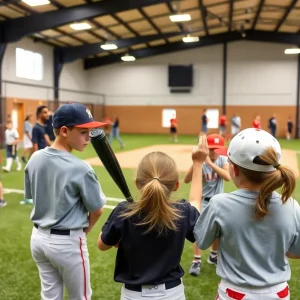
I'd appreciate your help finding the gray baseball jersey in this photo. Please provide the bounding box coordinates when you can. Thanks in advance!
[194,189,300,287]
[25,147,106,229]
[202,156,228,199]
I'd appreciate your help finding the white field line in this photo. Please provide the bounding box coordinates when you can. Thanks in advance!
[3,188,123,210]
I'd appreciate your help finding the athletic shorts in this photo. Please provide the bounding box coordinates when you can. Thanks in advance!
[219,125,226,134]
[6,145,17,159]
[201,124,208,133]
[170,127,177,133]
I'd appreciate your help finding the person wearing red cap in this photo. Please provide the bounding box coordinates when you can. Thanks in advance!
[184,134,230,276]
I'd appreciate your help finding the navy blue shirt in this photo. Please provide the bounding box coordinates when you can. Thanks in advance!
[112,119,119,129]
[45,115,55,141]
[268,117,277,130]
[101,200,199,285]
[202,114,207,125]
[32,123,47,150]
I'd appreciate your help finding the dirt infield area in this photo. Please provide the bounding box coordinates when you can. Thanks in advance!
[85,145,299,177]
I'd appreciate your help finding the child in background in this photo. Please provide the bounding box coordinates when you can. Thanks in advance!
[184,134,230,276]
[219,115,226,137]
[252,115,261,129]
[170,114,178,142]
[194,128,300,300]
[2,121,22,172]
[287,117,293,140]
[97,137,209,300]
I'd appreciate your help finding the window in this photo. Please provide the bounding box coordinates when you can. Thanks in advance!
[16,48,43,80]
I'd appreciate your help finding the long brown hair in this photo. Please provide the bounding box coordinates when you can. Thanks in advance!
[121,152,182,235]
[235,147,296,220]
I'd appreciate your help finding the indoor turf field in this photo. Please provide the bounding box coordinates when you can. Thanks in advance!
[1,134,300,300]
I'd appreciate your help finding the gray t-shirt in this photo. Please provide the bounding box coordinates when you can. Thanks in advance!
[25,147,106,230]
[24,121,32,136]
[194,189,300,287]
[202,156,228,199]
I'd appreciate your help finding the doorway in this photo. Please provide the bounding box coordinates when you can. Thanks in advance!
[12,103,24,139]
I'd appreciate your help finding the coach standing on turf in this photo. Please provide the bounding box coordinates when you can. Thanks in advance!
[26,103,107,300]
[32,105,52,152]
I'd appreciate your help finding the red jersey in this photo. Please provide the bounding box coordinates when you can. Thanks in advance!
[252,120,261,129]
[170,118,177,128]
[219,115,226,126]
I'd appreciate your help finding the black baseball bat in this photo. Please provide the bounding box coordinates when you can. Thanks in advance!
[89,128,134,203]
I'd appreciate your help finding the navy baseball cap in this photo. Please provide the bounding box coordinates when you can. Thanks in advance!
[53,103,107,129]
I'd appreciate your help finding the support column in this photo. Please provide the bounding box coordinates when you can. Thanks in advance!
[0,43,6,147]
[53,48,64,111]
[222,42,227,115]
[296,52,300,138]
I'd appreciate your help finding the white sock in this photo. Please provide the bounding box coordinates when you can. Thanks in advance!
[4,157,13,170]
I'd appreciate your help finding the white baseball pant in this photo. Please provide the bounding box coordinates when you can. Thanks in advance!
[216,279,290,300]
[30,226,91,300]
[121,282,185,300]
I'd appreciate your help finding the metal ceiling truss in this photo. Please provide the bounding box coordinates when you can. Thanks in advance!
[0,0,174,43]
[84,30,300,69]
[56,31,193,64]
[275,0,298,32]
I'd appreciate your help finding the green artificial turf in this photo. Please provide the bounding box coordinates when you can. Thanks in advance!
[0,134,300,299]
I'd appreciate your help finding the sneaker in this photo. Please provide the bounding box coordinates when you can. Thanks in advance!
[20,199,33,205]
[16,165,22,171]
[0,200,7,207]
[2,166,10,172]
[207,254,218,265]
[189,261,201,276]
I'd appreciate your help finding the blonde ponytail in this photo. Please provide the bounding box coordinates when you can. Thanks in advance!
[236,147,296,220]
[120,152,182,235]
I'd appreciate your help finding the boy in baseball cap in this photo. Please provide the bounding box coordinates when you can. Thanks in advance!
[184,134,230,276]
[25,103,107,299]
[194,128,300,299]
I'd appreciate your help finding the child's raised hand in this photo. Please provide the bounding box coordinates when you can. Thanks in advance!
[192,135,209,163]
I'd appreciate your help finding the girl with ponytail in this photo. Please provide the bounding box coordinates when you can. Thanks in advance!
[98,137,209,300]
[194,128,300,300]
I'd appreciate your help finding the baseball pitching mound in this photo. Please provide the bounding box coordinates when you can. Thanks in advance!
[85,145,299,177]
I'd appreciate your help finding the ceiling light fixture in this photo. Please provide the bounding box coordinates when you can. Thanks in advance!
[100,44,118,50]
[182,35,199,43]
[284,48,300,54]
[70,23,92,31]
[169,14,191,22]
[121,54,136,62]
[240,24,246,38]
[21,0,50,6]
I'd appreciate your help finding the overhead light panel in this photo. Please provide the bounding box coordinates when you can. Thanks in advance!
[121,54,136,62]
[284,48,300,54]
[169,14,191,22]
[182,36,199,43]
[21,0,50,6]
[100,44,118,50]
[70,23,92,31]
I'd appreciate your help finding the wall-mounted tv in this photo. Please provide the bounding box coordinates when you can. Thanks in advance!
[168,64,193,87]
